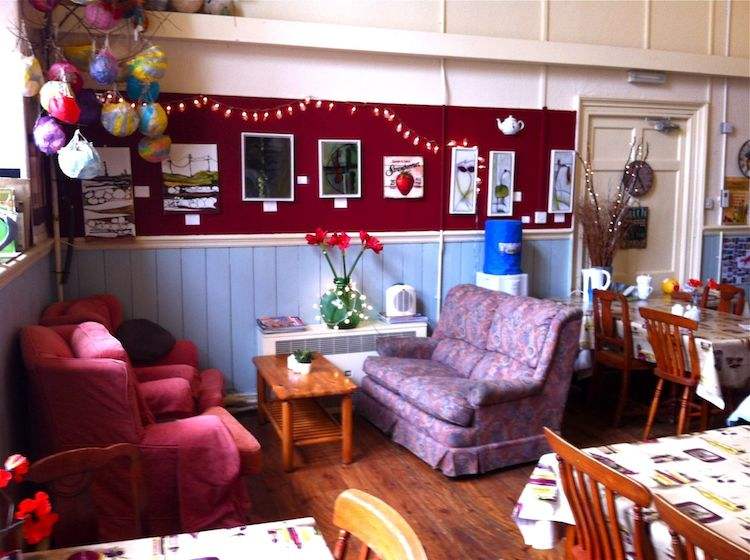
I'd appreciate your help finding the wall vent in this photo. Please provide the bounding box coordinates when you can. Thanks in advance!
[275,330,416,355]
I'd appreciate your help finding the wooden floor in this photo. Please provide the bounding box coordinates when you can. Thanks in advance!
[240,380,706,560]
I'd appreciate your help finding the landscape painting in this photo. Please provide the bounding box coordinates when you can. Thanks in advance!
[162,144,220,212]
[242,133,294,201]
[81,147,136,238]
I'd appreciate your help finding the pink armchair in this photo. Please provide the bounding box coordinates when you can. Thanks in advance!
[20,324,262,541]
[40,294,223,410]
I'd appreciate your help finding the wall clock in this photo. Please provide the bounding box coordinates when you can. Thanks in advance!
[623,160,654,197]
[739,140,750,178]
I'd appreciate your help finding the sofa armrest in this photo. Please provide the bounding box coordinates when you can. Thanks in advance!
[140,339,199,369]
[376,336,438,359]
[467,379,542,407]
[140,378,196,420]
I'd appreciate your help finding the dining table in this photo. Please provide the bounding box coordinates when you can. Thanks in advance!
[562,294,750,410]
[20,517,334,560]
[513,426,750,558]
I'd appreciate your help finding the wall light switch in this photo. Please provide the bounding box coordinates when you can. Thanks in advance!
[334,198,348,209]
[513,191,523,202]
[185,214,200,226]
[263,201,278,212]
[134,185,150,198]
[534,211,547,224]
[554,213,566,223]
[521,215,530,224]
[720,122,735,134]
[297,176,309,185]
[704,198,715,210]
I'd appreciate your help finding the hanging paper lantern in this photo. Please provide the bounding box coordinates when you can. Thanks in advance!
[62,44,93,72]
[19,55,44,97]
[28,0,60,12]
[33,116,66,155]
[84,1,118,32]
[89,49,119,85]
[48,94,81,124]
[100,101,139,137]
[39,80,71,112]
[137,103,167,137]
[47,61,83,93]
[125,76,159,102]
[58,130,105,180]
[128,45,167,83]
[138,134,171,163]
[77,89,101,126]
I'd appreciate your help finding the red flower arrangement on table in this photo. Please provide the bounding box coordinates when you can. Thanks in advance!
[0,454,58,553]
[305,229,383,329]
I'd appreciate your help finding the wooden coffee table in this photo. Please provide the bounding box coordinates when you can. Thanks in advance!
[252,353,358,472]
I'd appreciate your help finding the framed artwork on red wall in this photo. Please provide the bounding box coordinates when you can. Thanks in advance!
[487,150,515,217]
[449,146,478,215]
[162,143,220,212]
[319,139,362,198]
[383,156,424,199]
[241,132,295,202]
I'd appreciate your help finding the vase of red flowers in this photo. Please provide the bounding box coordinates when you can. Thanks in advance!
[0,454,58,558]
[306,228,383,330]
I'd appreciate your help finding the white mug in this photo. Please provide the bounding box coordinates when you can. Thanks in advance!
[636,285,653,300]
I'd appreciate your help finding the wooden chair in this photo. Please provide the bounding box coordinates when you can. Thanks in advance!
[700,283,745,316]
[543,428,653,560]
[27,444,145,547]
[590,289,652,426]
[332,488,427,560]
[639,308,710,441]
[653,494,746,560]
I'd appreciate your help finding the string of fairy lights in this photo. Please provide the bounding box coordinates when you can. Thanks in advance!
[146,94,479,155]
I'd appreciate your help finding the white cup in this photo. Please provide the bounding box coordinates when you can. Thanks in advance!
[637,285,653,300]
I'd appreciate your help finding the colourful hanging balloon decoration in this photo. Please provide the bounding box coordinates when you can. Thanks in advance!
[19,55,44,97]
[77,89,102,126]
[28,0,60,12]
[101,100,139,137]
[39,81,71,112]
[126,75,159,102]
[63,44,93,73]
[33,116,67,155]
[48,94,81,124]
[138,134,171,163]
[47,61,83,94]
[84,1,119,32]
[89,49,119,85]
[128,45,167,83]
[138,103,167,137]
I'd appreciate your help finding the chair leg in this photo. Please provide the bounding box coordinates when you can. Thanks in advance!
[644,379,664,441]
[613,368,630,427]
[676,386,692,436]
[700,399,710,431]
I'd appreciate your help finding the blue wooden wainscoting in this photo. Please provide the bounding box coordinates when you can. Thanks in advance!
[701,232,721,280]
[0,255,56,456]
[64,237,572,394]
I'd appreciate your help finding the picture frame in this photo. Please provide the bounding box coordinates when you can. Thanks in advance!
[486,150,515,217]
[449,146,479,215]
[383,156,424,199]
[81,147,136,238]
[162,144,220,213]
[241,132,295,202]
[548,149,576,214]
[319,139,362,198]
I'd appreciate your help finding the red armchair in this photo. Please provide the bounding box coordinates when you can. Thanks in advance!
[20,324,262,541]
[40,294,223,410]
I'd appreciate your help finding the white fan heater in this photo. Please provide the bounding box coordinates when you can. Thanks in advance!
[385,284,417,317]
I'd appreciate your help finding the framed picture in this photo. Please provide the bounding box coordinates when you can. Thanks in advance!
[383,156,424,199]
[449,146,478,214]
[319,139,361,198]
[162,144,220,212]
[241,132,294,202]
[548,149,576,213]
[81,147,136,238]
[487,151,515,217]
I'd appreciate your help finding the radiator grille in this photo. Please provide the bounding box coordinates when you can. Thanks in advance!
[275,330,416,355]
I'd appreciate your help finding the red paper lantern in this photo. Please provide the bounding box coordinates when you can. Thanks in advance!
[48,95,81,125]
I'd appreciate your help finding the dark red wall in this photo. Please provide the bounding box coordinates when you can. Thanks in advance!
[60,94,575,235]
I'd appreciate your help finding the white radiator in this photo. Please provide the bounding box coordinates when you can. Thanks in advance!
[256,320,428,386]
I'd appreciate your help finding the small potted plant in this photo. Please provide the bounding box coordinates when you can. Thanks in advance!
[287,350,313,374]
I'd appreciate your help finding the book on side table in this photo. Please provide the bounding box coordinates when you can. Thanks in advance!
[257,316,306,333]
[377,312,428,324]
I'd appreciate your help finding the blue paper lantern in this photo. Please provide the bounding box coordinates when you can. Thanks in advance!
[126,76,159,102]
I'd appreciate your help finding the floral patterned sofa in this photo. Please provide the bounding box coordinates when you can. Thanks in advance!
[357,284,583,476]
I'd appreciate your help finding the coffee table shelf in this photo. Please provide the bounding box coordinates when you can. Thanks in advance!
[263,399,342,446]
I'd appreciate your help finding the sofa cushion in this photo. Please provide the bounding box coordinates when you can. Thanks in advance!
[432,338,485,378]
[70,322,130,362]
[363,356,461,394]
[485,296,562,369]
[399,376,478,426]
[469,350,537,384]
[116,319,176,364]
[433,285,501,349]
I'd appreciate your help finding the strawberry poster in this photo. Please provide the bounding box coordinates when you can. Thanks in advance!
[383,156,424,199]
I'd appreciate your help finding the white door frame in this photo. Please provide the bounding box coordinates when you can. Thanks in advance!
[572,97,709,290]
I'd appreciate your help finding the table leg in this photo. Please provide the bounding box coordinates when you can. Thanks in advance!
[282,401,294,472]
[256,370,267,425]
[341,395,353,465]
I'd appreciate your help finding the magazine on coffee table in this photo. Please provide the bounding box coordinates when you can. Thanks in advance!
[257,316,307,333]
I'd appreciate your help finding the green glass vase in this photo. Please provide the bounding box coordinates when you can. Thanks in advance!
[319,277,366,329]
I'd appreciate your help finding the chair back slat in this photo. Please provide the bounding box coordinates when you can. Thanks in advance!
[638,307,700,385]
[653,495,746,560]
[332,489,427,560]
[544,428,653,560]
[592,290,633,357]
[701,283,746,316]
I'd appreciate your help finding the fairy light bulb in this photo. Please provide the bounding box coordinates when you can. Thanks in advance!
[447,140,457,147]
[413,136,420,146]
[202,96,208,105]
[350,106,357,115]
[178,102,185,112]
[211,103,220,111]
[387,113,395,121]
[304,97,311,105]
[373,107,380,116]
[299,102,306,111]
[130,102,136,109]
[328,102,334,110]
[462,138,468,146]
[276,109,283,119]
[433,145,439,154]
[383,109,390,119]
[287,106,293,115]
[193,99,201,108]
[403,130,411,139]
[426,142,432,150]
[224,108,232,118]
[242,111,248,121]
[396,123,403,133]
[263,111,269,121]
[315,100,322,109]
[165,105,172,113]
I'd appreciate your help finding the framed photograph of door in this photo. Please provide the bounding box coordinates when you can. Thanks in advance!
[319,139,362,198]
[487,150,515,217]
[241,132,295,202]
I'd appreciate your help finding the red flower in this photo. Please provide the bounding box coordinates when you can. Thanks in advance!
[5,454,29,482]
[305,227,328,245]
[0,469,11,489]
[365,235,384,254]
[708,278,719,290]
[687,278,703,288]
[15,491,59,545]
[359,230,370,243]
[328,232,351,250]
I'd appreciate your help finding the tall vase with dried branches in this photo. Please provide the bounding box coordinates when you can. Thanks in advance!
[576,140,648,269]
